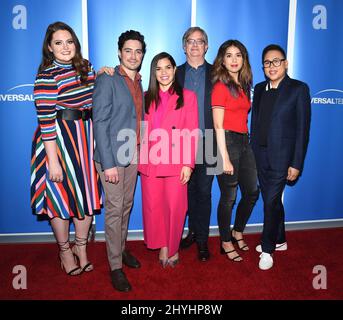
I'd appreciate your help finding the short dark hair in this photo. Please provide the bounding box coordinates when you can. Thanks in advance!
[118,30,146,54]
[262,44,286,63]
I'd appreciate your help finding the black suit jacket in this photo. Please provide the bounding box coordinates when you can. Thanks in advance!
[250,75,311,173]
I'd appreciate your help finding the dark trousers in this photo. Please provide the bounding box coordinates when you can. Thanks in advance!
[253,146,287,254]
[217,131,259,242]
[187,139,215,244]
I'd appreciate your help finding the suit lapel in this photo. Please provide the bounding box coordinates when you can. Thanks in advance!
[204,62,212,128]
[253,82,266,114]
[271,75,291,120]
[177,64,186,87]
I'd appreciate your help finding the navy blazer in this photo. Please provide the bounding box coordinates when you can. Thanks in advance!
[250,75,311,173]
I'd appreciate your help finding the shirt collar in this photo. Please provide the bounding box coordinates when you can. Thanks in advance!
[118,65,141,81]
[265,75,288,91]
[159,88,173,97]
[185,61,206,71]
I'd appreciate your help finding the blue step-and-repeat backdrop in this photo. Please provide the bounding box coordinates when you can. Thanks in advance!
[0,0,342,236]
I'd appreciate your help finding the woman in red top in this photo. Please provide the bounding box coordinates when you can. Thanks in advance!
[212,40,259,262]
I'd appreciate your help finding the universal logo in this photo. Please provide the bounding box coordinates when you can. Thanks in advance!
[0,84,34,103]
[311,89,343,105]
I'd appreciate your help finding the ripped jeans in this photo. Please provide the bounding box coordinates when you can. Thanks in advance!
[217,131,259,242]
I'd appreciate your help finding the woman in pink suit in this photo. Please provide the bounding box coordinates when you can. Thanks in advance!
[139,52,199,267]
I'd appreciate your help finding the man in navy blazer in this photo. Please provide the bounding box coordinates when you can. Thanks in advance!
[176,27,215,262]
[250,44,311,270]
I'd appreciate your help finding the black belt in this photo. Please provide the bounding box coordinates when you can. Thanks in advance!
[225,130,248,136]
[56,109,92,121]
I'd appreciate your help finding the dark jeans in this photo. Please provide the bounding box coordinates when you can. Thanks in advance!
[217,131,259,242]
[253,146,287,254]
[187,138,215,244]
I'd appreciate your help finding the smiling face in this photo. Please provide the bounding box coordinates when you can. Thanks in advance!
[118,39,144,73]
[156,57,176,91]
[263,49,288,87]
[48,30,76,64]
[184,30,208,60]
[223,46,243,78]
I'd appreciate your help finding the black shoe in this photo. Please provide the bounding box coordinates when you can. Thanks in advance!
[110,268,132,292]
[197,241,210,261]
[122,250,141,268]
[180,231,196,249]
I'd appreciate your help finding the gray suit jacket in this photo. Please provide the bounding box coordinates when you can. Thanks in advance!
[92,66,143,169]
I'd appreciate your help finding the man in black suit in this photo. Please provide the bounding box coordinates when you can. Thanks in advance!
[250,44,311,270]
[176,27,215,261]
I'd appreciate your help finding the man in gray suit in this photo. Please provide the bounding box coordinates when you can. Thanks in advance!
[93,30,146,292]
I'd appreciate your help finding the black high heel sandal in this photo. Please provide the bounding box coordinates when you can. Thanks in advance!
[58,240,82,276]
[159,259,169,268]
[231,231,249,251]
[72,236,93,273]
[167,253,180,268]
[168,258,180,268]
[220,242,242,262]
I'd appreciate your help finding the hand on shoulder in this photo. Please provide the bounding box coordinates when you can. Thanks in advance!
[97,66,115,76]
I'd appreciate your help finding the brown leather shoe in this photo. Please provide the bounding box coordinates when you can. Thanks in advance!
[122,250,141,268]
[180,231,196,249]
[110,268,131,292]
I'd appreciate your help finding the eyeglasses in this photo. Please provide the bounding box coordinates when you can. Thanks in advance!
[186,39,206,46]
[263,58,286,68]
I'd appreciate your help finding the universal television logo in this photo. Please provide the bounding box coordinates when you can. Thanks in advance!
[311,89,343,105]
[0,84,34,102]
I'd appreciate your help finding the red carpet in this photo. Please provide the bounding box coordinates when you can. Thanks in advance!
[1,228,342,300]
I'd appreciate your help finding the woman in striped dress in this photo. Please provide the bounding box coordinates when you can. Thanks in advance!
[31,22,102,275]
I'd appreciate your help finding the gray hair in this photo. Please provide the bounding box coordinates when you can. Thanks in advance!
[182,26,208,48]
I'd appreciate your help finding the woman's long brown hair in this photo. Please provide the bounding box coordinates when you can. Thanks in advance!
[212,39,252,99]
[38,21,89,83]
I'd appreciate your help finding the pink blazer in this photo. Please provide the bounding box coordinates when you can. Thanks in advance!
[139,88,199,177]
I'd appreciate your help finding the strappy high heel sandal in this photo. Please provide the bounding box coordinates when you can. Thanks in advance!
[58,240,82,276]
[167,253,180,268]
[159,258,169,268]
[159,247,169,268]
[231,230,249,251]
[220,242,243,262]
[168,258,180,268]
[72,236,94,273]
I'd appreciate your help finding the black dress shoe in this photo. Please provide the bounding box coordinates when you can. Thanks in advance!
[197,242,210,261]
[110,269,132,292]
[180,231,196,249]
[122,250,141,268]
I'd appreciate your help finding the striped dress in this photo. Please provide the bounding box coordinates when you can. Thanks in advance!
[30,60,102,219]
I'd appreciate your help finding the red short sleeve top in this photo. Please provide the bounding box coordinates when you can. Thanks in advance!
[211,81,251,133]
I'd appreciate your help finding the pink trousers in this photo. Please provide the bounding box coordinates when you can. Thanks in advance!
[141,172,187,258]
